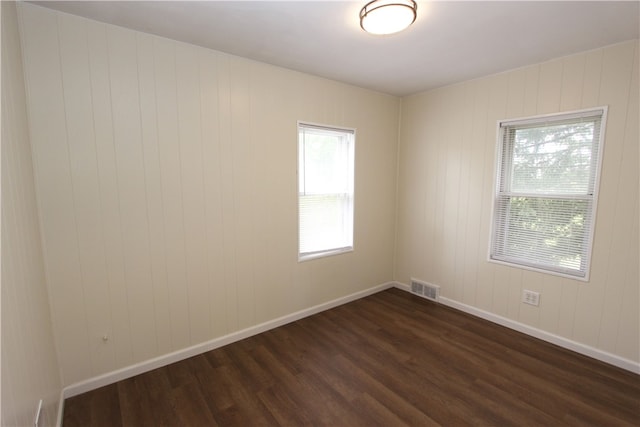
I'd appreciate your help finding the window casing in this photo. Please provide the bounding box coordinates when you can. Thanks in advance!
[489,108,607,280]
[298,123,355,261]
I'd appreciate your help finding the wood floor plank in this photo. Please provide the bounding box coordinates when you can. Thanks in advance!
[257,383,315,426]
[351,392,411,427]
[328,353,441,426]
[208,364,276,426]
[172,382,220,427]
[65,383,122,427]
[117,377,155,427]
[63,288,640,426]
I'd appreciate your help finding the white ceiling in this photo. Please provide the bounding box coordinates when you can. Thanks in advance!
[31,1,640,96]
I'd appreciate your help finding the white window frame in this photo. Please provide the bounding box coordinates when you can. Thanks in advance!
[298,121,355,262]
[488,107,607,281]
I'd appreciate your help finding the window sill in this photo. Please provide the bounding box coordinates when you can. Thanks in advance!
[298,246,353,262]
[487,256,589,282]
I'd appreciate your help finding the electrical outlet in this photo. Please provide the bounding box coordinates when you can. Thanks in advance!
[522,290,540,306]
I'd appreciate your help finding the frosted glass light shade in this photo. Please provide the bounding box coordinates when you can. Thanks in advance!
[360,0,417,35]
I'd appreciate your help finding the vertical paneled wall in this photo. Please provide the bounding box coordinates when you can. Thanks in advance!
[18,3,399,386]
[1,2,62,426]
[396,40,639,363]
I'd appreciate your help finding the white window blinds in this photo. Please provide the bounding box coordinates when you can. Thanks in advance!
[490,108,606,280]
[298,123,355,260]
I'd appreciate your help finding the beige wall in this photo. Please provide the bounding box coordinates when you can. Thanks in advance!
[17,3,399,386]
[396,40,639,363]
[12,1,638,397]
[1,2,62,426]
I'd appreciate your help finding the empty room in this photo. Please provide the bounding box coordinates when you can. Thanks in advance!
[2,1,639,426]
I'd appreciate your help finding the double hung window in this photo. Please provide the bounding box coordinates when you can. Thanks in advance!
[298,123,355,261]
[490,108,606,280]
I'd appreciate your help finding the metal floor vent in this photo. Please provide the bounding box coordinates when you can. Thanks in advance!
[410,278,440,302]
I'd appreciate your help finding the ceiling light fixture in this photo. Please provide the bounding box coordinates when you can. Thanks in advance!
[360,0,417,35]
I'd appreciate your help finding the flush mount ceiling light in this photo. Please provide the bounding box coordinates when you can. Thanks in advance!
[360,0,417,35]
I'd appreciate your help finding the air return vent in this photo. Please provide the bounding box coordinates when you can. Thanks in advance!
[410,278,440,302]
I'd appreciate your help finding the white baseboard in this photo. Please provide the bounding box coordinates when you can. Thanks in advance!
[55,389,65,427]
[393,282,640,374]
[394,281,410,292]
[63,281,396,399]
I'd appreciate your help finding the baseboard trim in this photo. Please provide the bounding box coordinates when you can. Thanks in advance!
[63,281,396,399]
[55,388,65,427]
[394,281,410,292]
[393,282,639,374]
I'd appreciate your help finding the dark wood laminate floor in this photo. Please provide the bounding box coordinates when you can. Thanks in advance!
[63,288,640,426]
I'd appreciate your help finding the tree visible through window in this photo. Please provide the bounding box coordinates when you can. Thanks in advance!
[298,123,354,261]
[490,108,606,280]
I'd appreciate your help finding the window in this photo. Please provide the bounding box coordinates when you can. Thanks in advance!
[489,107,607,280]
[298,123,355,261]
